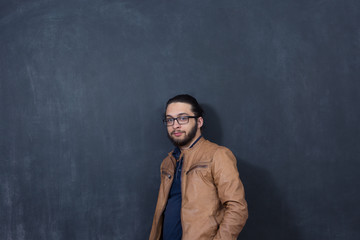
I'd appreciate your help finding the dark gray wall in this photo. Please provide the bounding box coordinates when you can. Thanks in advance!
[1,0,359,239]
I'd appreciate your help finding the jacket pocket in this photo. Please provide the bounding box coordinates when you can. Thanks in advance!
[161,169,173,179]
[186,163,209,175]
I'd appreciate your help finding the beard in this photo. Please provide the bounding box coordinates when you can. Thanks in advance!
[167,122,198,147]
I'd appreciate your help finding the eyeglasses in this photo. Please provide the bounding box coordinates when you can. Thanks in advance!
[163,116,198,126]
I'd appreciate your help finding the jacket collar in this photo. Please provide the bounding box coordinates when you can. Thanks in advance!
[168,136,205,157]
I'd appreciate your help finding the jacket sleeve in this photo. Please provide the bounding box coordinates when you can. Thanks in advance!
[212,147,248,239]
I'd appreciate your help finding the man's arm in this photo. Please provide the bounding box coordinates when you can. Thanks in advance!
[212,147,248,239]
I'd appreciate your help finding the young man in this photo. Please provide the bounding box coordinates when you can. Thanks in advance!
[149,94,248,240]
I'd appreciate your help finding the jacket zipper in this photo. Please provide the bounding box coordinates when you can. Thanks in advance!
[155,169,174,238]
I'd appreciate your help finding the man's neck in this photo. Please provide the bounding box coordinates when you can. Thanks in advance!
[180,132,202,150]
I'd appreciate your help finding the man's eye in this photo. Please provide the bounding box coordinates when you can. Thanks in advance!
[179,116,188,121]
[166,118,174,123]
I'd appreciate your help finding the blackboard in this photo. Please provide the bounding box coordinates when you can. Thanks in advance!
[1,0,359,239]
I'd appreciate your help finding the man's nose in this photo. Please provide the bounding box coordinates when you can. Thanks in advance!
[172,119,181,128]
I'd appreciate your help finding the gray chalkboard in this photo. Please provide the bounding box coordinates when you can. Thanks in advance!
[1,0,359,239]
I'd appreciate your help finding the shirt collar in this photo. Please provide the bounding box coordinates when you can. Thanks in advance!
[172,135,203,160]
[189,135,203,148]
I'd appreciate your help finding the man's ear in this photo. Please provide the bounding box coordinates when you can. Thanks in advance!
[197,117,204,129]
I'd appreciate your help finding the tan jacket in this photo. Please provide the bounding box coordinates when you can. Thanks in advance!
[149,138,248,240]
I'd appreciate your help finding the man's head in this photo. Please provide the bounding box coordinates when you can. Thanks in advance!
[164,94,204,149]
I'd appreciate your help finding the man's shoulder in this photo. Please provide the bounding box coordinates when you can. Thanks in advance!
[198,139,234,157]
[201,138,231,150]
[199,139,220,151]
[160,153,174,170]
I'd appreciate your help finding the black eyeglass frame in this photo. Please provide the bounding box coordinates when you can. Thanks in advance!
[163,116,198,126]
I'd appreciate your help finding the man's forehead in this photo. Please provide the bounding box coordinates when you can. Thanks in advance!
[166,102,193,115]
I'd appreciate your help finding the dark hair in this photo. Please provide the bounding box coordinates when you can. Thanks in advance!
[165,94,204,118]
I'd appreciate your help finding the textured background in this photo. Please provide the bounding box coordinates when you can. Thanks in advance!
[1,0,359,239]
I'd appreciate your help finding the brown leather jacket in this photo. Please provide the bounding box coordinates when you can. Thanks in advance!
[149,138,248,240]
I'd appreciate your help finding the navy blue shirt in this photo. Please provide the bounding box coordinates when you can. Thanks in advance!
[162,136,202,240]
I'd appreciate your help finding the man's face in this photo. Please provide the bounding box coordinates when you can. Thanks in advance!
[165,102,203,148]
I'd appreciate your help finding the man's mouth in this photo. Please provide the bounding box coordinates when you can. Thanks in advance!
[172,131,184,137]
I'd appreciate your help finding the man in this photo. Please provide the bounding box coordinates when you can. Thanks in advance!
[149,94,248,240]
